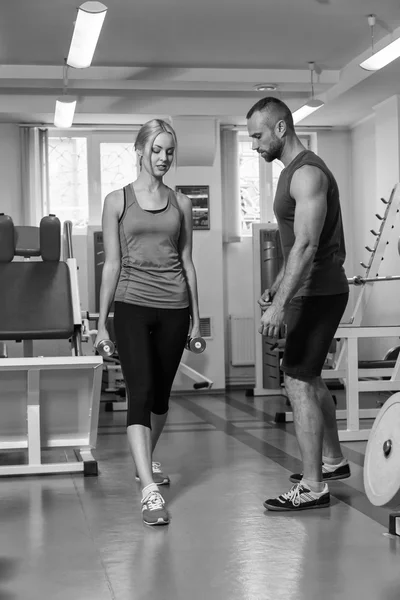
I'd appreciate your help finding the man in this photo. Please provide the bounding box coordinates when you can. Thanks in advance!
[246,97,350,511]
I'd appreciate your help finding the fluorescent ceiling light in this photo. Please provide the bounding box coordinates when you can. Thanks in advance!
[54,96,77,128]
[255,84,277,91]
[67,1,108,69]
[360,37,400,71]
[292,99,324,125]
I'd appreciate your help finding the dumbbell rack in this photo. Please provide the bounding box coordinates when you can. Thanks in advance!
[330,185,400,353]
[349,185,399,326]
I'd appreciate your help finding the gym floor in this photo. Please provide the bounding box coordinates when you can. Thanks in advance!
[0,390,399,600]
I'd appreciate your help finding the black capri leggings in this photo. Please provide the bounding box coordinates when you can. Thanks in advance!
[113,301,190,428]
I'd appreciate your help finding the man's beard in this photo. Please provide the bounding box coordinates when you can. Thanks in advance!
[263,137,283,162]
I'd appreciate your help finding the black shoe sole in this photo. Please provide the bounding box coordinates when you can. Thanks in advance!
[263,500,330,512]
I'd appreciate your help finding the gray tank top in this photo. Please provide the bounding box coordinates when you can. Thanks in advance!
[114,184,189,309]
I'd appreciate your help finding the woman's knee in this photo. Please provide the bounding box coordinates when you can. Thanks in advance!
[127,422,151,431]
[127,392,154,428]
[152,397,169,416]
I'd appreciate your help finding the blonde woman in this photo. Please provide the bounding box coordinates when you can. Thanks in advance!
[96,119,201,526]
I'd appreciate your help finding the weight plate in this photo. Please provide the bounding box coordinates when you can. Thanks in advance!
[364,392,400,508]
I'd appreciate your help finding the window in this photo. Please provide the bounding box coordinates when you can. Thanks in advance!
[47,131,138,228]
[99,141,137,206]
[238,132,314,237]
[48,137,89,227]
[239,138,260,236]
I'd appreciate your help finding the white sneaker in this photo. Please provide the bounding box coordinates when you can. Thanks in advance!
[141,491,169,526]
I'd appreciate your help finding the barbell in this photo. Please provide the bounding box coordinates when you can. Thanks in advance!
[348,275,400,286]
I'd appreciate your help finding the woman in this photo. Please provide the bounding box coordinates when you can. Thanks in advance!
[95,119,201,526]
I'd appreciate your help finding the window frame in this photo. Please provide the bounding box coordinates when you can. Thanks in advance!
[238,131,267,237]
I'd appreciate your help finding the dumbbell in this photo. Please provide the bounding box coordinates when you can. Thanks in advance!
[96,339,115,358]
[185,336,206,354]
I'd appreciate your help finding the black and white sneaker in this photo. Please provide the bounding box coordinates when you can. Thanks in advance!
[264,483,330,512]
[290,461,351,484]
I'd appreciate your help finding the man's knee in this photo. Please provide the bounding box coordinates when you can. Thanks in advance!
[284,372,317,388]
[283,373,321,408]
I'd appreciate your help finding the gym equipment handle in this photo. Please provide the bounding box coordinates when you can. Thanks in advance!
[348,275,400,285]
[63,220,74,259]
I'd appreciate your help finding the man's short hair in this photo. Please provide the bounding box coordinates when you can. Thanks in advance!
[246,97,294,131]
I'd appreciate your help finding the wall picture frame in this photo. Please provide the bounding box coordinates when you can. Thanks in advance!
[175,185,210,230]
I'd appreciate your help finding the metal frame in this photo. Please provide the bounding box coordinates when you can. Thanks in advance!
[179,362,213,390]
[323,326,400,441]
[0,357,102,476]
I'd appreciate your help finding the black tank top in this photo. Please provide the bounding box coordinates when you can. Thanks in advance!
[274,150,349,296]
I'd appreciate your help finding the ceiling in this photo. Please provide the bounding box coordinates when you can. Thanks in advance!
[1,0,400,127]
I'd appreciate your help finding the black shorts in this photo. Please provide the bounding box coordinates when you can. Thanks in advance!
[281,293,348,378]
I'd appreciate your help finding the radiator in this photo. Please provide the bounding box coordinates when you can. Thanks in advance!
[229,315,255,366]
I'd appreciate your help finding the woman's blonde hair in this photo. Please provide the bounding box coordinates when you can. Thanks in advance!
[135,118,178,169]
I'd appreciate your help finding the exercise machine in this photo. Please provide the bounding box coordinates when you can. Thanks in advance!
[0,215,103,476]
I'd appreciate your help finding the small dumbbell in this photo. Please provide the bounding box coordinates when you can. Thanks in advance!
[185,336,206,354]
[96,339,115,357]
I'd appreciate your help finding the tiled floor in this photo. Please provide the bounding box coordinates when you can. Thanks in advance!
[0,390,399,600]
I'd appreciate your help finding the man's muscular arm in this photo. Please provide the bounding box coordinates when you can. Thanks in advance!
[259,165,328,338]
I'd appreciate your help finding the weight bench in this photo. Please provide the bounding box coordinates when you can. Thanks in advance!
[0,214,103,476]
